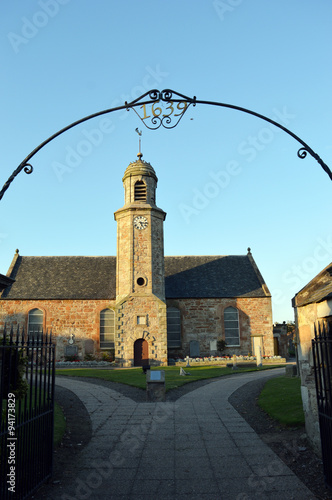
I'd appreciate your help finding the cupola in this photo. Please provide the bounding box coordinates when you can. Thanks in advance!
[122,153,158,206]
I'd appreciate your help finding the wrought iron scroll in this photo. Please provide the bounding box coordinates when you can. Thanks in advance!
[126,89,196,130]
[1,88,331,200]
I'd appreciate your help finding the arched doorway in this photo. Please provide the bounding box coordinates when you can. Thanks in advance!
[134,338,149,366]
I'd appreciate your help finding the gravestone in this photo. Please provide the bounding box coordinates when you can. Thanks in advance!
[286,364,297,377]
[85,339,94,355]
[210,340,217,354]
[65,345,78,357]
[256,346,262,368]
[190,340,200,357]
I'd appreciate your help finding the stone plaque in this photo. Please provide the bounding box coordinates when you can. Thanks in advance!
[190,340,200,357]
[65,345,78,357]
[150,371,162,381]
[210,340,217,352]
[146,370,165,402]
[85,339,94,355]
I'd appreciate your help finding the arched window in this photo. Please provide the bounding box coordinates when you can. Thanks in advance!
[167,307,181,348]
[224,307,240,346]
[134,180,147,201]
[100,309,115,349]
[28,308,44,338]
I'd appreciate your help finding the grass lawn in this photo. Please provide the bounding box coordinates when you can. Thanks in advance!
[258,376,305,427]
[56,364,284,392]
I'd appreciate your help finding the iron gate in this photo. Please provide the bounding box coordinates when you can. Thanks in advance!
[312,321,332,490]
[0,325,55,499]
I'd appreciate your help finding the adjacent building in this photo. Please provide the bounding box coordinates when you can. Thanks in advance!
[292,262,332,453]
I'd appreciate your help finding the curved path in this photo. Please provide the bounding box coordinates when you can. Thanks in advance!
[44,368,315,500]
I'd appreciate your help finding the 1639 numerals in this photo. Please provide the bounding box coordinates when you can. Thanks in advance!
[139,100,188,121]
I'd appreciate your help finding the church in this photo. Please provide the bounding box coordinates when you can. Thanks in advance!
[0,153,274,365]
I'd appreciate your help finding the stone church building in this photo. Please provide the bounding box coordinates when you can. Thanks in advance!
[0,154,273,366]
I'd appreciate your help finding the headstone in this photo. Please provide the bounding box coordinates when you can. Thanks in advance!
[65,345,78,357]
[85,339,94,355]
[256,346,262,368]
[186,355,190,367]
[190,340,200,357]
[210,340,217,353]
[286,364,297,377]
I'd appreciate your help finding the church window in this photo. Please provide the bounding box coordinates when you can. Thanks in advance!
[224,307,240,346]
[28,308,44,338]
[167,307,181,348]
[100,309,115,349]
[134,181,147,201]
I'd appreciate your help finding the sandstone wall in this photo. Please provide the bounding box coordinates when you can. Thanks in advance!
[166,296,273,358]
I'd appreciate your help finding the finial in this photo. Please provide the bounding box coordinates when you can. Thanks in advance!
[15,249,19,254]
[135,128,142,159]
[247,247,251,254]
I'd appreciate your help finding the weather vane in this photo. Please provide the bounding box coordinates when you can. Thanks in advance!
[135,127,142,155]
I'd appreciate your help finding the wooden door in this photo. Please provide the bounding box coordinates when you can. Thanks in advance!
[134,339,149,366]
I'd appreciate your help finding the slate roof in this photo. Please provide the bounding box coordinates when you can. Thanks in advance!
[1,253,270,300]
[164,255,269,298]
[1,256,116,300]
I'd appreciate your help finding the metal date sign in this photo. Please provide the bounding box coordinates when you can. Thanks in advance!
[0,88,331,200]
[129,90,194,130]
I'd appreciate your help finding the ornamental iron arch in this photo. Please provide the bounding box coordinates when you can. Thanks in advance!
[1,88,331,201]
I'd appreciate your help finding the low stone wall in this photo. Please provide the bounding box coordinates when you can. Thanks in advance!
[55,356,286,369]
[170,355,286,367]
[55,361,113,368]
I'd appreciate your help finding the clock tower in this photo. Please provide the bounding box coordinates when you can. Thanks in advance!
[114,153,168,366]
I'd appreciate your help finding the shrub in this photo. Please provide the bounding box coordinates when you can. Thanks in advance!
[100,350,114,362]
[84,353,96,361]
[64,355,80,362]
[217,339,227,353]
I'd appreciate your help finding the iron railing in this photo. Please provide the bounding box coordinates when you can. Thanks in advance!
[312,321,332,490]
[0,325,55,499]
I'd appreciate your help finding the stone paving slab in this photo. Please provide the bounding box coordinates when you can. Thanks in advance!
[39,369,316,500]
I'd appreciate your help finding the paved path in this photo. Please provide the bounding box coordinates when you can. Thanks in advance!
[45,369,315,500]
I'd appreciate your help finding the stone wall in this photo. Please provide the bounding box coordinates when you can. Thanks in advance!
[0,294,273,365]
[295,303,322,455]
[0,299,115,361]
[116,294,167,367]
[166,296,273,358]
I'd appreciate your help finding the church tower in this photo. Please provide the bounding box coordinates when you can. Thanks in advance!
[114,153,168,367]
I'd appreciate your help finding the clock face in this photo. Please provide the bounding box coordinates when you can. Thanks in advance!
[133,216,148,230]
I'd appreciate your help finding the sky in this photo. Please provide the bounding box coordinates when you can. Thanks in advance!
[1,0,331,323]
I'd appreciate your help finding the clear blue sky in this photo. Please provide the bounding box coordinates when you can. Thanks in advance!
[1,0,331,322]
